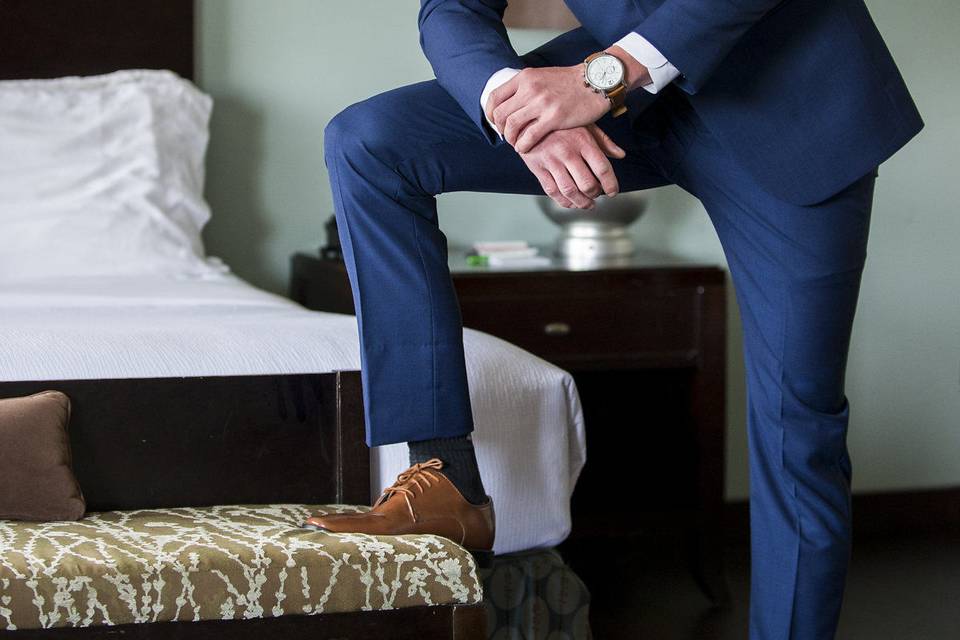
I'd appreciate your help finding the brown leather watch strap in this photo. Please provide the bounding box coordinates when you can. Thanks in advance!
[607,84,627,118]
[584,51,604,65]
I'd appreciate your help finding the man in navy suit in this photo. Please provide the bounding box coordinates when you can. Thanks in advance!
[304,2,922,637]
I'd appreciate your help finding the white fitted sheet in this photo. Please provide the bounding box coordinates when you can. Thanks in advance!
[0,274,586,554]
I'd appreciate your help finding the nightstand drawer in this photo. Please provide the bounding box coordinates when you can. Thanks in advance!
[457,288,703,369]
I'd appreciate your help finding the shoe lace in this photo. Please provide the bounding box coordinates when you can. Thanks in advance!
[375,458,445,520]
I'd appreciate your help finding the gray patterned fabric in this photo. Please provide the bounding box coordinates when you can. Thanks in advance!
[0,504,482,631]
[481,549,591,639]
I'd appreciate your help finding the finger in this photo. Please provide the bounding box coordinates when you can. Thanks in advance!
[581,145,620,197]
[566,156,604,201]
[503,107,538,147]
[493,93,528,133]
[487,75,520,120]
[588,124,626,159]
[515,120,551,154]
[532,166,575,208]
[550,163,595,209]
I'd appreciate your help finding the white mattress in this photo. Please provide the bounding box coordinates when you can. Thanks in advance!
[0,274,586,555]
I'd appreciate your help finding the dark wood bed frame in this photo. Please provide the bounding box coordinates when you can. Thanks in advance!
[0,373,371,513]
[0,2,486,638]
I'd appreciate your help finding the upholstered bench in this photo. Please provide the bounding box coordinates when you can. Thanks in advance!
[0,373,487,638]
[0,504,482,632]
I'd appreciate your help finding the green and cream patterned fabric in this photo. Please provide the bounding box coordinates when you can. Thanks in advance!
[0,504,482,631]
[481,549,592,640]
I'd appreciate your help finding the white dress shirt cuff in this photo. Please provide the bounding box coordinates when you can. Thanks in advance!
[614,32,680,94]
[480,67,521,138]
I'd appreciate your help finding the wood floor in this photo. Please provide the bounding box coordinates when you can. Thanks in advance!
[567,531,960,639]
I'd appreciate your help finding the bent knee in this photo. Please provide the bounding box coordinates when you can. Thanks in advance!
[788,376,847,416]
[323,103,362,161]
[323,95,407,165]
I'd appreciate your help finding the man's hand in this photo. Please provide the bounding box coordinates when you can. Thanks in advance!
[486,46,651,154]
[487,66,608,154]
[519,124,626,210]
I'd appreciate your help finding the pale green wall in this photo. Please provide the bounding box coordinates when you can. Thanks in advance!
[197,0,959,500]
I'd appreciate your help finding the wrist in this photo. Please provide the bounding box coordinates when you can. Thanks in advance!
[572,64,610,112]
[606,45,651,91]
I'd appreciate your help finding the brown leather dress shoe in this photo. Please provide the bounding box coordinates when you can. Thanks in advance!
[303,459,495,567]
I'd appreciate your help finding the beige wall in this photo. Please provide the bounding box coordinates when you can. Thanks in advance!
[197,0,960,500]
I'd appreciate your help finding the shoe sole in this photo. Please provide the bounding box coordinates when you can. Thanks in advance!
[302,523,494,569]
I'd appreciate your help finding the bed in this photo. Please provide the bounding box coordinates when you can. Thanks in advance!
[0,272,586,556]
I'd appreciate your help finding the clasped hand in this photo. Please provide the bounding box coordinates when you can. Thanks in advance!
[485,65,623,209]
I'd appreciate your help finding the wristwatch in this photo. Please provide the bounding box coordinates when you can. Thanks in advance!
[583,51,628,118]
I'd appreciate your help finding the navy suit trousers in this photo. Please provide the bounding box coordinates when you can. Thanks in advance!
[324,38,874,640]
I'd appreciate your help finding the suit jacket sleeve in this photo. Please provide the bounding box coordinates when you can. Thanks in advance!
[419,0,526,144]
[633,0,785,93]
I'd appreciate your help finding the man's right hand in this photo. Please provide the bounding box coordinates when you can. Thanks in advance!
[519,124,626,209]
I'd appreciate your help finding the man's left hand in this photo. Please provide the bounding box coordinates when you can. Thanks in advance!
[487,66,609,154]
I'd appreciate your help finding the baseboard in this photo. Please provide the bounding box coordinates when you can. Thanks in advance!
[724,486,960,543]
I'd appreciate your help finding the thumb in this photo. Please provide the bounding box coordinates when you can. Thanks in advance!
[588,124,626,159]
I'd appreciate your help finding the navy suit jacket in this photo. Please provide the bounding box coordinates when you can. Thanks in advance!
[418,0,923,205]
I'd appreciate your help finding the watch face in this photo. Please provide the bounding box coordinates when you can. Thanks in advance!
[586,55,624,91]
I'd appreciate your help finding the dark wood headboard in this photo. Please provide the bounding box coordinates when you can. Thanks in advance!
[0,0,194,81]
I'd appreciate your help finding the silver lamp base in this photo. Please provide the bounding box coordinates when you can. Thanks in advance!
[538,193,649,263]
[556,222,636,259]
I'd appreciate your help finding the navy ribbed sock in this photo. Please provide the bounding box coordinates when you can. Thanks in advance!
[408,435,488,505]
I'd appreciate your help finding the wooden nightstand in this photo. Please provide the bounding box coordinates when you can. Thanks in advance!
[291,249,729,604]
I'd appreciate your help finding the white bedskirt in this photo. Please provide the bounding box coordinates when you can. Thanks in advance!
[0,274,586,554]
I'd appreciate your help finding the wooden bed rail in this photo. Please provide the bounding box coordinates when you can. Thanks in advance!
[0,371,370,510]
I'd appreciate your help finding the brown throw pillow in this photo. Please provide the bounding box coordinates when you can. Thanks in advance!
[0,391,85,521]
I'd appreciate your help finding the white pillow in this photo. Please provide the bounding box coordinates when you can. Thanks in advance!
[0,70,226,280]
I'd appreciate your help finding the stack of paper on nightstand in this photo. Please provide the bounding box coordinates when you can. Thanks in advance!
[467,241,551,268]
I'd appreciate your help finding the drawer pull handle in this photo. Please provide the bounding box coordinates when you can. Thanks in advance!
[543,322,571,336]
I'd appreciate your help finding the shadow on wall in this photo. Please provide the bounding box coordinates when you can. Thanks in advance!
[202,97,275,292]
